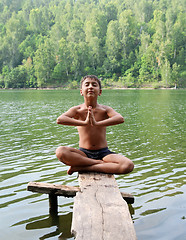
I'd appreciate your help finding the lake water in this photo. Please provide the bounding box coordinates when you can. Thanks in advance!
[0,89,185,240]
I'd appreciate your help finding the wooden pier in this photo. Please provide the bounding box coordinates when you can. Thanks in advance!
[27,172,136,240]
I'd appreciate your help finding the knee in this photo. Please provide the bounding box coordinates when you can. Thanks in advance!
[120,160,134,174]
[56,146,68,162]
[127,161,134,173]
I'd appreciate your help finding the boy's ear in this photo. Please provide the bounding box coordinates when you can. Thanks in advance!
[99,89,102,96]
[80,89,83,96]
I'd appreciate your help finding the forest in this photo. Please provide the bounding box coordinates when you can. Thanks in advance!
[0,0,185,89]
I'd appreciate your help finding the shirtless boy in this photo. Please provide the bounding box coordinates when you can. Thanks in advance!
[56,75,134,175]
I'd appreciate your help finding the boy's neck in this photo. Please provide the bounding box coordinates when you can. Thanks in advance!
[84,97,98,108]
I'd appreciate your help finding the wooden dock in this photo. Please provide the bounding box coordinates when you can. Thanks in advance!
[71,173,136,240]
[27,172,136,239]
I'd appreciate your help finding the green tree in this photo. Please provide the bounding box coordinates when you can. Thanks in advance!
[161,58,171,87]
[171,62,180,88]
[52,38,71,83]
[3,11,27,68]
[33,38,55,87]
[4,65,27,88]
[19,34,38,60]
[134,0,154,23]
[105,20,121,74]
[22,57,37,88]
[84,9,107,71]
[118,9,139,73]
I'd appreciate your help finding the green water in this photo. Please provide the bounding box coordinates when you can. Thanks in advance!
[0,89,185,240]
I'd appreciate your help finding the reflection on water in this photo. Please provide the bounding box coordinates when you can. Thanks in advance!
[0,89,185,240]
[12,212,73,239]
[26,213,73,240]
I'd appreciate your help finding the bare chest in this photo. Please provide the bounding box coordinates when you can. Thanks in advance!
[76,108,108,121]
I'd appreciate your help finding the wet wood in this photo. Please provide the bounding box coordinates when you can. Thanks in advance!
[27,181,134,203]
[71,173,137,240]
[27,181,79,197]
[49,193,58,214]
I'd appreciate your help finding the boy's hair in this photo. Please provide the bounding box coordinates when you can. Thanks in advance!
[80,75,102,89]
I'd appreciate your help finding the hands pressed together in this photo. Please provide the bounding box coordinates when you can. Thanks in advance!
[57,104,124,127]
[85,106,97,126]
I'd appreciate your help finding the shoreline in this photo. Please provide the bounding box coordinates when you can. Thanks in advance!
[0,86,182,90]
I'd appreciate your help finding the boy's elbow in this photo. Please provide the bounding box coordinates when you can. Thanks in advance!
[56,115,69,125]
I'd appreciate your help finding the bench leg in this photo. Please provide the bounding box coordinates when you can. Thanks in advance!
[49,194,58,215]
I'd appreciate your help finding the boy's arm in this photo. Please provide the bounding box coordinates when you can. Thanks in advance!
[57,106,88,126]
[90,106,124,127]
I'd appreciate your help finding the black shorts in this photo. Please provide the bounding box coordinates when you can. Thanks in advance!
[79,147,115,160]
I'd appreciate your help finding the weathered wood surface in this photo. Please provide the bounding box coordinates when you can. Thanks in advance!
[27,182,81,215]
[27,181,134,204]
[71,173,137,240]
[27,182,79,197]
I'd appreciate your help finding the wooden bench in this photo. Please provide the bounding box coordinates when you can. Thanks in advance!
[27,172,136,239]
[27,181,80,213]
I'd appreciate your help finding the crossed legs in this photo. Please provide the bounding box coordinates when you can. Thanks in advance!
[56,146,134,175]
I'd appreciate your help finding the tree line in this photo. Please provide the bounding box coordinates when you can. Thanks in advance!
[0,0,185,89]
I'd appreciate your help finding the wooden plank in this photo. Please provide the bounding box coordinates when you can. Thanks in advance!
[27,182,134,204]
[71,173,137,240]
[27,182,80,197]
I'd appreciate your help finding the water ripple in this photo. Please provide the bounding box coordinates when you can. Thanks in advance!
[0,89,185,240]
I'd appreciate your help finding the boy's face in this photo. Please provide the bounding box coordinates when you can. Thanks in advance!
[80,78,102,97]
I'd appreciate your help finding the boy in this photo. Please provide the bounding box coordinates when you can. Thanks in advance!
[56,75,134,175]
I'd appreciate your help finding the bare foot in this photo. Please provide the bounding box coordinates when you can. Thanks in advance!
[67,166,76,175]
[67,166,88,175]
